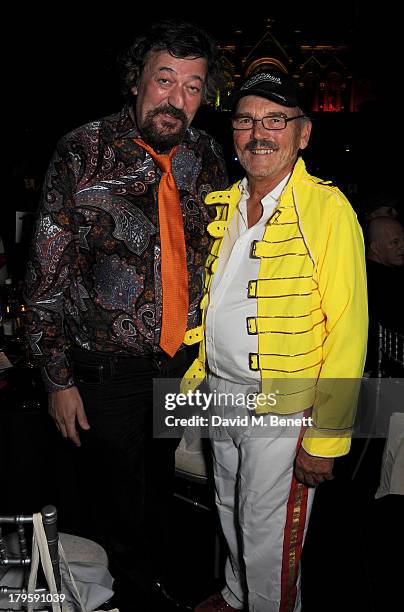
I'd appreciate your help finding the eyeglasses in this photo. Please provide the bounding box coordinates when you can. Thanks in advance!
[232,114,306,131]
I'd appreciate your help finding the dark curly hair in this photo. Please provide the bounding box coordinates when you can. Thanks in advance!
[120,19,223,103]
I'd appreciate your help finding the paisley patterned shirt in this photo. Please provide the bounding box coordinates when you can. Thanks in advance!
[24,105,228,391]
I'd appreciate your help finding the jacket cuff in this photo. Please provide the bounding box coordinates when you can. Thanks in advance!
[302,427,352,457]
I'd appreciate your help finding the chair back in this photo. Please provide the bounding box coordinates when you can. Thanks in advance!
[0,505,60,610]
[377,324,404,377]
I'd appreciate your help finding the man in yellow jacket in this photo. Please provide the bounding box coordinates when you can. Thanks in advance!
[187,70,368,612]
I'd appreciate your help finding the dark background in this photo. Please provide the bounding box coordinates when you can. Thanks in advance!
[1,5,402,609]
[4,1,401,181]
[3,0,401,280]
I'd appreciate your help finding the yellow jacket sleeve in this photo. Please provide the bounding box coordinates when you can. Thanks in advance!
[302,198,368,457]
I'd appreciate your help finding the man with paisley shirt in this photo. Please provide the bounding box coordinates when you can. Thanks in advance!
[24,20,227,611]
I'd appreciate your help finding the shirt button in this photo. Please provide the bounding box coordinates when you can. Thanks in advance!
[207,337,213,344]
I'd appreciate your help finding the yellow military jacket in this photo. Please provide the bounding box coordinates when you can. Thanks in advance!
[182,158,368,457]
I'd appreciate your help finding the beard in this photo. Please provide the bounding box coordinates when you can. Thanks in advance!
[139,105,188,151]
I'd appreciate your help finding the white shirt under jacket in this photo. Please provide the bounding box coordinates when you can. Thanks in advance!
[205,174,290,384]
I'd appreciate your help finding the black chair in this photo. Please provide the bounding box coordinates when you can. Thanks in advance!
[0,505,113,612]
[174,437,225,584]
[0,505,60,611]
[353,324,404,480]
[376,324,404,377]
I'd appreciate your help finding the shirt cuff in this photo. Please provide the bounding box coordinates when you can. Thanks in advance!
[41,363,74,392]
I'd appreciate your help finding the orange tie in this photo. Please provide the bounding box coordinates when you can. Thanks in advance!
[135,139,189,357]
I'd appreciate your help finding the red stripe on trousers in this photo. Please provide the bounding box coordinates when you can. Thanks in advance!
[279,409,311,612]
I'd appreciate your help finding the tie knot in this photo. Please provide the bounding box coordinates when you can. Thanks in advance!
[134,138,176,174]
[154,154,172,174]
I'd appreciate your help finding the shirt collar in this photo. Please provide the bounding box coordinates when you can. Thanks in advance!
[239,173,291,206]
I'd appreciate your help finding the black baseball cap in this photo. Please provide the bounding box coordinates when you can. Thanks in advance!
[230,70,302,110]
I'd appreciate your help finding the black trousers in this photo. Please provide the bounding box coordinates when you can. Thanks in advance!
[67,344,197,608]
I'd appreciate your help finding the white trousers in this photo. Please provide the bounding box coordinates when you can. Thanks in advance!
[208,375,315,612]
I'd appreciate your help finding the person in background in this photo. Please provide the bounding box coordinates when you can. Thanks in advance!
[365,216,404,374]
[183,70,368,611]
[24,19,227,612]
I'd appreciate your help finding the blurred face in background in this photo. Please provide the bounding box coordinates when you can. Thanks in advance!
[368,218,404,267]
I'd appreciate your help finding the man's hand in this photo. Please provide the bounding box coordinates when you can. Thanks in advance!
[48,386,90,447]
[294,446,334,487]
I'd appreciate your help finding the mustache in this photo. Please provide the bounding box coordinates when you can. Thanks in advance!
[146,105,187,124]
[246,139,279,151]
